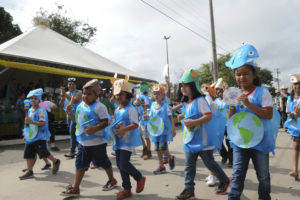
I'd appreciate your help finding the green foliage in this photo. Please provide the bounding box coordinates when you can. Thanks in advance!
[0,7,22,44]
[268,86,276,97]
[198,54,273,87]
[35,4,97,46]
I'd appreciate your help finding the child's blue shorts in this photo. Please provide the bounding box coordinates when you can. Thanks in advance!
[76,143,111,171]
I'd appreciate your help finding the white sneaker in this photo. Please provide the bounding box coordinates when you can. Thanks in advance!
[206,175,217,187]
[205,175,211,182]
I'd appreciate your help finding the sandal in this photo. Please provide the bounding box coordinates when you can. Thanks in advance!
[59,185,80,197]
[117,189,132,200]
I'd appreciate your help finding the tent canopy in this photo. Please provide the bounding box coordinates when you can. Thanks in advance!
[0,25,156,83]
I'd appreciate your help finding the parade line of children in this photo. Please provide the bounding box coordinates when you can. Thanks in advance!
[18,43,299,200]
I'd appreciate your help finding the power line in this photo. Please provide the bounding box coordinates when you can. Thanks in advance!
[140,0,230,53]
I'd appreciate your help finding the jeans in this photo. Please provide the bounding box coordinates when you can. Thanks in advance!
[67,116,77,153]
[184,150,229,192]
[228,147,271,200]
[116,150,142,190]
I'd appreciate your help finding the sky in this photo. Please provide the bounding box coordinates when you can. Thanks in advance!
[1,0,300,89]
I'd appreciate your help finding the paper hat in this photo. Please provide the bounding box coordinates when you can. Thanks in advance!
[214,78,228,89]
[27,88,43,101]
[83,79,101,96]
[140,81,150,93]
[112,74,132,95]
[225,44,259,69]
[207,85,216,98]
[179,69,201,93]
[151,84,165,97]
[280,85,288,89]
[289,74,300,83]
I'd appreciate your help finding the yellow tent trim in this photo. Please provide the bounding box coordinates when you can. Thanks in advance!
[0,59,153,84]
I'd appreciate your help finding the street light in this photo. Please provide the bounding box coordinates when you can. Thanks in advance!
[163,36,171,82]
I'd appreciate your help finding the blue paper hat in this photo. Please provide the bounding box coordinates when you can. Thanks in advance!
[225,44,259,69]
[27,88,43,101]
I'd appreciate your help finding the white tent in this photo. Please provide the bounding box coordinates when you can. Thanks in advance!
[0,24,155,83]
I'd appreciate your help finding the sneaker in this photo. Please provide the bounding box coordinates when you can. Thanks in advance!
[117,189,132,200]
[19,170,34,180]
[169,156,175,170]
[153,166,166,175]
[60,186,80,197]
[215,178,231,195]
[41,163,51,170]
[52,159,60,174]
[102,179,117,191]
[205,175,211,182]
[206,175,217,187]
[64,153,75,158]
[136,176,146,193]
[50,146,60,151]
[176,189,195,200]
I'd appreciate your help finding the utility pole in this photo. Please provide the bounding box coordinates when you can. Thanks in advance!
[209,0,218,82]
[275,68,280,90]
[164,36,171,82]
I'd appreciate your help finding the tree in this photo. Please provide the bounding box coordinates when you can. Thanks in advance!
[198,54,274,87]
[0,7,22,44]
[35,4,97,46]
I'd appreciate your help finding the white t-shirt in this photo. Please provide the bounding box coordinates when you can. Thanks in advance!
[286,97,300,113]
[79,102,109,146]
[44,87,54,96]
[115,106,139,152]
[55,87,61,95]
[43,101,55,112]
[204,93,218,114]
[185,97,212,116]
[247,87,273,108]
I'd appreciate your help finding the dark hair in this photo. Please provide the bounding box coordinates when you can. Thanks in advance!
[290,89,295,101]
[143,92,148,95]
[179,82,203,102]
[234,64,261,86]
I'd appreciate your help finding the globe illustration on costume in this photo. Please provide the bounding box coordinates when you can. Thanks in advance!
[227,112,264,148]
[223,87,242,106]
[24,124,38,140]
[183,124,200,144]
[147,116,165,136]
[75,110,89,136]
[220,108,229,121]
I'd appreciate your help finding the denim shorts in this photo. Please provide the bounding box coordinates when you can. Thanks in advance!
[75,143,111,171]
[154,142,168,151]
[139,125,151,139]
[24,140,50,159]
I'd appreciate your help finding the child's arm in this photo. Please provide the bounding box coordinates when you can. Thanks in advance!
[228,105,236,119]
[172,103,182,111]
[85,119,108,135]
[238,94,273,119]
[66,104,76,122]
[115,123,138,137]
[169,116,176,137]
[25,118,45,126]
[184,114,212,129]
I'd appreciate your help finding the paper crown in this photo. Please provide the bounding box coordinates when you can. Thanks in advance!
[151,84,165,96]
[179,69,201,93]
[27,88,43,101]
[225,44,259,69]
[112,74,132,95]
[289,74,300,83]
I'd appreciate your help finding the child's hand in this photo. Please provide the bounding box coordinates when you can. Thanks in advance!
[115,124,127,137]
[293,106,300,117]
[66,104,73,113]
[25,117,33,125]
[171,128,176,137]
[184,119,195,129]
[85,125,97,135]
[237,94,250,106]
[177,114,184,121]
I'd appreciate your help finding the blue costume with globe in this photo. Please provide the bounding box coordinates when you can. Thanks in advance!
[284,96,300,137]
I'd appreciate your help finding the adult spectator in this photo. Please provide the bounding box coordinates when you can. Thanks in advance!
[280,85,289,129]
[44,81,55,96]
[16,92,26,137]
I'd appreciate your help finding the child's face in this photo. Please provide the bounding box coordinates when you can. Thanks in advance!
[82,87,98,105]
[153,91,163,101]
[292,82,300,94]
[181,83,192,97]
[235,65,256,89]
[115,91,128,105]
[216,88,224,97]
[30,96,39,107]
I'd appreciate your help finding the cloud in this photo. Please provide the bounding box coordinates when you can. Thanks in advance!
[1,0,300,88]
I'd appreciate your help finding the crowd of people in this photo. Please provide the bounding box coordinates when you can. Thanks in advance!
[16,44,300,200]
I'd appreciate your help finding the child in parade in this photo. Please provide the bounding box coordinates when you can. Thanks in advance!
[19,88,60,180]
[60,79,117,197]
[284,74,300,180]
[110,75,146,200]
[176,69,230,200]
[59,77,82,158]
[149,84,176,174]
[226,44,280,200]
[137,81,152,160]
